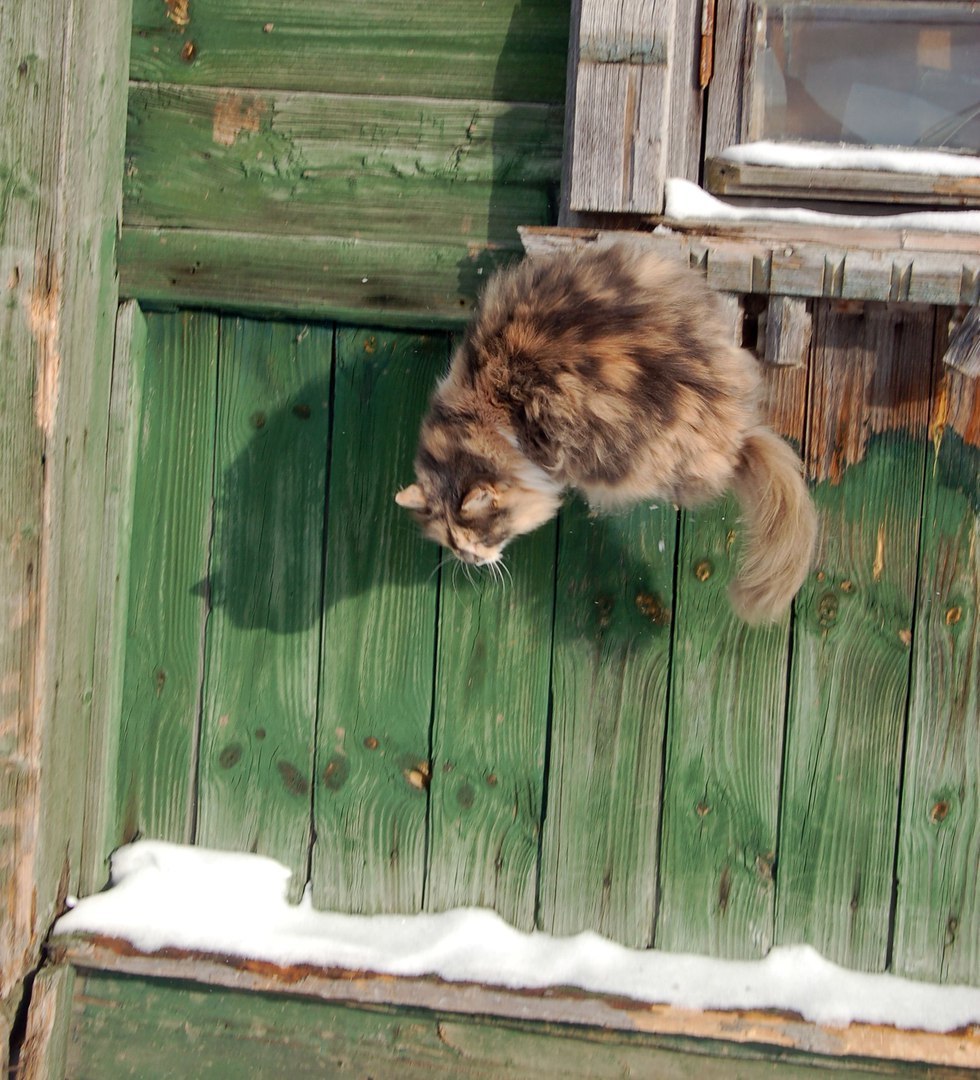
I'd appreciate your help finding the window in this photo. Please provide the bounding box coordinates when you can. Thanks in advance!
[706,1,980,207]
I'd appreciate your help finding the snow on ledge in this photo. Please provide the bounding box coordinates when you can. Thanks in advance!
[53,841,980,1035]
[718,141,980,179]
[664,178,980,234]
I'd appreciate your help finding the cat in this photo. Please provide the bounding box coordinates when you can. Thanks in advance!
[395,243,817,623]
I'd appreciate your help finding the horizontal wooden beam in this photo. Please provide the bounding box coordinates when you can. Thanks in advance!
[125,83,563,242]
[55,935,980,1072]
[119,227,517,327]
[130,0,570,104]
[520,225,980,306]
[706,159,980,209]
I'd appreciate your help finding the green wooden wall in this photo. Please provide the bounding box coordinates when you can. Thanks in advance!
[87,0,980,1010]
[105,302,980,987]
[121,0,568,325]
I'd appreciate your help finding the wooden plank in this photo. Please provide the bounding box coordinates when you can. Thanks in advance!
[706,159,980,208]
[66,969,969,1080]
[119,227,519,328]
[57,935,980,1073]
[776,303,935,971]
[0,0,48,996]
[80,303,148,892]
[520,226,980,307]
[0,0,130,1005]
[196,318,331,897]
[567,0,702,212]
[425,523,557,928]
[130,0,570,104]
[568,0,671,213]
[943,305,980,378]
[656,361,808,959]
[702,0,749,158]
[764,296,812,367]
[113,311,219,848]
[17,965,75,1080]
[124,84,563,243]
[893,359,980,986]
[538,499,677,947]
[312,329,444,914]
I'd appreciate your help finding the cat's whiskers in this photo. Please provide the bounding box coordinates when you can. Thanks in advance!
[427,553,454,584]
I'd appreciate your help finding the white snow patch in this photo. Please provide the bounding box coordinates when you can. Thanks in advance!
[718,141,980,179]
[664,178,980,234]
[53,841,980,1034]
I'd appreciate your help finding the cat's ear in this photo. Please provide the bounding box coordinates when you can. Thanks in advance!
[395,484,426,511]
[460,484,498,517]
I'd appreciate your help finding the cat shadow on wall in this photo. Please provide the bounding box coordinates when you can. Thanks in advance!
[192,364,665,651]
[193,372,334,634]
[191,366,449,636]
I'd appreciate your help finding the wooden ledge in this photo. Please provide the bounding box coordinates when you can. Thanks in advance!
[53,934,980,1072]
[520,225,980,306]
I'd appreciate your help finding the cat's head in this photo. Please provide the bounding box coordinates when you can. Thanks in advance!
[395,457,561,567]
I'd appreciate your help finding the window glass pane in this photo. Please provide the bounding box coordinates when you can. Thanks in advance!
[751,3,980,152]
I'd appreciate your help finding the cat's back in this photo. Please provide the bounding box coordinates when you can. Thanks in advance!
[455,243,753,420]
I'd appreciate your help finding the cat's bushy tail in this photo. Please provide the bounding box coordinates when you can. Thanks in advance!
[729,428,817,623]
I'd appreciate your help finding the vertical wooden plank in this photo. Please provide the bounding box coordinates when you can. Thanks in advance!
[703,0,749,158]
[765,297,813,368]
[1,0,130,1008]
[114,311,218,848]
[776,302,935,971]
[0,0,48,992]
[17,965,75,1080]
[656,359,808,959]
[424,522,557,929]
[81,303,147,891]
[312,329,444,914]
[893,359,980,986]
[196,318,331,897]
[538,500,677,947]
[568,0,701,214]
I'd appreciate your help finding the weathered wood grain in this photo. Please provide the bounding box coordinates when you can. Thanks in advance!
[312,329,444,914]
[776,303,936,971]
[0,0,49,996]
[943,305,980,378]
[520,226,980,308]
[0,0,130,1003]
[80,303,148,892]
[425,522,557,928]
[196,317,331,897]
[57,934,980,1072]
[567,0,702,213]
[706,159,980,208]
[130,0,570,104]
[538,499,677,947]
[119,227,518,328]
[114,311,219,849]
[66,969,962,1080]
[125,84,563,243]
[764,297,812,367]
[893,360,980,986]
[16,965,75,1080]
[702,0,749,158]
[656,361,808,959]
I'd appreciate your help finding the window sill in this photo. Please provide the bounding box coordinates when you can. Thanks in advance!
[520,221,980,307]
[54,933,980,1074]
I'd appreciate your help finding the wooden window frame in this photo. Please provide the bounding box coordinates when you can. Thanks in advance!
[704,0,980,208]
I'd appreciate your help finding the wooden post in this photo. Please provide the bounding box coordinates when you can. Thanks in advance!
[0,0,131,1044]
[566,0,702,214]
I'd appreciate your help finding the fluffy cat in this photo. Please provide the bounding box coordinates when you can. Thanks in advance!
[396,243,817,623]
